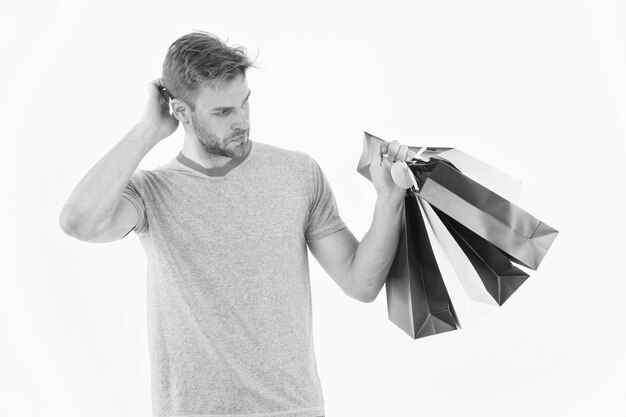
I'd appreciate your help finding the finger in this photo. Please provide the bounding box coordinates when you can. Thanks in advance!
[149,79,164,97]
[151,78,172,102]
[149,78,163,91]
[388,140,400,162]
[406,149,418,161]
[396,144,410,162]
[380,142,389,156]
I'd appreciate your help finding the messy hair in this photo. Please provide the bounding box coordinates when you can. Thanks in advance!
[162,30,257,111]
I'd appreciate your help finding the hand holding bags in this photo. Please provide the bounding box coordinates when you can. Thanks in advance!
[357,132,559,339]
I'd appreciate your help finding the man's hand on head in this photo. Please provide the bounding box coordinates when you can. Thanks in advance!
[136,78,180,145]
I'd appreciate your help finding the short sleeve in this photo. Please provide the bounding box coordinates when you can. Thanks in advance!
[121,170,148,236]
[305,156,347,243]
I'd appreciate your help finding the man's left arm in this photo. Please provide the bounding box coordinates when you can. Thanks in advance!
[308,139,415,303]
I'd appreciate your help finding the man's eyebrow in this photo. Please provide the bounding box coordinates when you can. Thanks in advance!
[211,90,251,111]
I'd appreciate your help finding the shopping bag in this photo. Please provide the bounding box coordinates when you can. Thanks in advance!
[419,197,500,328]
[386,190,458,339]
[356,131,557,270]
[357,131,558,338]
[432,206,530,306]
[409,159,558,270]
[433,148,522,203]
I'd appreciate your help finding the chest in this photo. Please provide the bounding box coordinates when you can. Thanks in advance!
[150,173,310,249]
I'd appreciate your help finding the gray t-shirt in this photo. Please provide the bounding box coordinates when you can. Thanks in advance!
[121,140,345,417]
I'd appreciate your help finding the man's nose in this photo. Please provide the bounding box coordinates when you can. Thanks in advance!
[231,107,249,130]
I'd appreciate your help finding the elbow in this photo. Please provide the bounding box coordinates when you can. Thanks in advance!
[349,285,379,304]
[59,209,98,240]
[59,209,80,236]
[345,270,380,303]
[359,291,378,304]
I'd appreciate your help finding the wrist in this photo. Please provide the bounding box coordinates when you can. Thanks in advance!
[373,192,405,230]
[375,192,405,212]
[132,121,162,145]
[376,190,406,207]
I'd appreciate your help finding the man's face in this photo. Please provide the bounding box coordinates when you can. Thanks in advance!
[189,73,251,159]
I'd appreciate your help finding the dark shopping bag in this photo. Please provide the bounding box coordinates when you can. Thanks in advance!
[433,206,530,306]
[386,190,459,339]
[409,159,558,270]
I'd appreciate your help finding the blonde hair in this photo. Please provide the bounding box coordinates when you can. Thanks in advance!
[162,30,257,110]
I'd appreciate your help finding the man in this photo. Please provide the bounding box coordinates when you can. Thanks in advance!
[59,30,416,417]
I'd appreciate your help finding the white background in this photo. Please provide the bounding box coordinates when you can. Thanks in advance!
[1,0,624,416]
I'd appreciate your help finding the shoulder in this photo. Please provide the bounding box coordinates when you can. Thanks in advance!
[252,140,317,171]
[253,140,311,160]
[127,164,177,193]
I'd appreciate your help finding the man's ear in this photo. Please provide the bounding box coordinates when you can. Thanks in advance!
[170,98,191,124]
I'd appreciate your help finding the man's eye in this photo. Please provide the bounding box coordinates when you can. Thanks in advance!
[215,109,231,116]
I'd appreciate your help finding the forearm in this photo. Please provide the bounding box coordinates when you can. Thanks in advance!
[59,123,158,233]
[348,194,405,301]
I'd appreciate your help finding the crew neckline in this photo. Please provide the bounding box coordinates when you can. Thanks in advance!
[175,140,255,178]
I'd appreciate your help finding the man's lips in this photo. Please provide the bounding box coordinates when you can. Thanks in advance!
[230,133,247,142]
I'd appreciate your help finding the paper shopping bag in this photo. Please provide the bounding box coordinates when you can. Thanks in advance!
[386,190,458,339]
[418,197,500,328]
[434,148,523,203]
[409,159,558,270]
[431,206,530,306]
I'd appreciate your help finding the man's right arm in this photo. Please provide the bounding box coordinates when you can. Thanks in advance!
[59,78,179,242]
[58,124,159,242]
